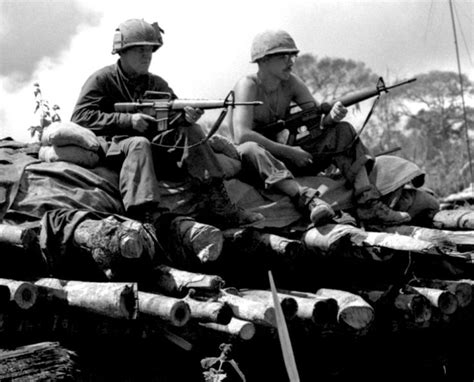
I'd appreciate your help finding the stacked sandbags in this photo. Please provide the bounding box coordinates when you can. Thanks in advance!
[39,122,101,168]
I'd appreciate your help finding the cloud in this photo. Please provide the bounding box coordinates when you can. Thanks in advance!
[0,0,102,86]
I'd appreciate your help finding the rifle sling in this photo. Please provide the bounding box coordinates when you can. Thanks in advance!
[151,108,228,150]
[295,94,381,157]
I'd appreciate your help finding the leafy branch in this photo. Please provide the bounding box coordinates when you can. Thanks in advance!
[28,82,61,141]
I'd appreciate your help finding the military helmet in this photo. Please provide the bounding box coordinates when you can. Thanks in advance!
[112,19,164,54]
[250,30,299,63]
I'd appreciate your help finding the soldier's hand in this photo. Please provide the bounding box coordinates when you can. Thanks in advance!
[131,113,157,133]
[183,106,204,124]
[286,146,313,168]
[329,101,347,123]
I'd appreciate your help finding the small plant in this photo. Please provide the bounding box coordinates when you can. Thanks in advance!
[28,82,61,141]
[201,343,246,382]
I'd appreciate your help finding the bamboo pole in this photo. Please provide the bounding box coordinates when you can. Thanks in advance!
[35,278,138,319]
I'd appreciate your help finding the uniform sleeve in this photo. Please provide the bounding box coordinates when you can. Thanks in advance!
[71,71,134,137]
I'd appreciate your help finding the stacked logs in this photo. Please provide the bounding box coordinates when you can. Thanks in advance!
[0,209,474,362]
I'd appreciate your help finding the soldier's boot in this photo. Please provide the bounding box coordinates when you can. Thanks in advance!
[355,186,411,226]
[356,199,411,226]
[296,187,336,226]
[207,180,265,228]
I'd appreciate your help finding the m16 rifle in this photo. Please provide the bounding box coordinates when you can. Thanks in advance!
[255,77,416,145]
[115,90,262,143]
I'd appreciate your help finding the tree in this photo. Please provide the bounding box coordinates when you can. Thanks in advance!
[293,54,412,153]
[294,54,379,102]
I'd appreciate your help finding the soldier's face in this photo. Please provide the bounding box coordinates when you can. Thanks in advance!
[263,53,297,80]
[120,46,154,77]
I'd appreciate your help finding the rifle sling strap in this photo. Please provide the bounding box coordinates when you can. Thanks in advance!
[303,94,381,157]
[151,108,228,151]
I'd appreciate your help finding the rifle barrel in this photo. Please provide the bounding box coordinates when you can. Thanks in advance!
[171,100,262,110]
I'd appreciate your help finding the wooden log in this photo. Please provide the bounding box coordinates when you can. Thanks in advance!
[440,230,474,248]
[314,288,375,330]
[0,341,78,380]
[217,290,276,327]
[302,224,355,253]
[34,278,138,319]
[382,225,457,252]
[173,218,224,263]
[0,278,38,310]
[411,279,473,308]
[74,217,156,279]
[237,289,298,321]
[152,265,225,297]
[360,290,432,324]
[0,223,38,250]
[433,209,474,230]
[276,289,338,326]
[74,216,155,259]
[138,291,190,327]
[224,228,305,259]
[199,318,256,341]
[406,286,458,315]
[183,293,233,325]
[304,224,439,255]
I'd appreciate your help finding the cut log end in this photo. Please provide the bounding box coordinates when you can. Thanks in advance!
[313,298,338,326]
[452,283,473,308]
[280,298,298,321]
[13,283,38,310]
[237,321,256,341]
[438,292,458,315]
[170,301,191,327]
[410,295,433,323]
[339,307,374,330]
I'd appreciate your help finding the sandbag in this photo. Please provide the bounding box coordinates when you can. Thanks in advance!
[39,145,100,168]
[41,121,100,152]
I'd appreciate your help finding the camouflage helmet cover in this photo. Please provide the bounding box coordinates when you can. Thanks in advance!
[250,30,299,63]
[112,19,164,54]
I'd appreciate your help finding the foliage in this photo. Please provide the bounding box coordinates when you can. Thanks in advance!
[294,53,379,102]
[28,83,61,141]
[294,55,474,197]
[201,343,246,382]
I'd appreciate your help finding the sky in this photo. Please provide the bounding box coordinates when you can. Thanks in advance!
[0,0,473,143]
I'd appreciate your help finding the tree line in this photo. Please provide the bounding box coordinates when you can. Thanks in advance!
[293,54,474,198]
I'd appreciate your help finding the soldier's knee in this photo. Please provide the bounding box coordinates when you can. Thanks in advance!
[237,141,261,159]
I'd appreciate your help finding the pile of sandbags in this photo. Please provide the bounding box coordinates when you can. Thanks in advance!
[39,121,101,168]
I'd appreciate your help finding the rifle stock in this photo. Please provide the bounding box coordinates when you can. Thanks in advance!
[255,77,416,141]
